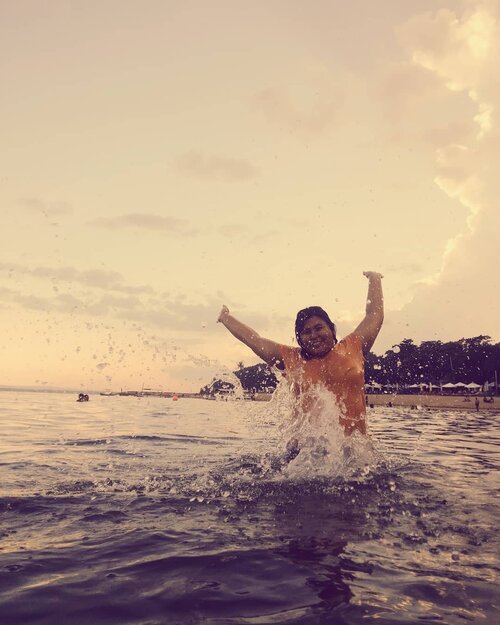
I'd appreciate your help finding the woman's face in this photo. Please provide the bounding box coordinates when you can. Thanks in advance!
[299,315,335,358]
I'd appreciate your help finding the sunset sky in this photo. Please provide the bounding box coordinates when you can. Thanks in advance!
[1,0,498,392]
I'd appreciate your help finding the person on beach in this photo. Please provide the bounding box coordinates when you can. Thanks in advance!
[217,272,384,444]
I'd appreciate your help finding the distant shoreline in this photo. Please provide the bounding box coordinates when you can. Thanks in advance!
[1,387,497,412]
[251,392,498,411]
[365,393,498,411]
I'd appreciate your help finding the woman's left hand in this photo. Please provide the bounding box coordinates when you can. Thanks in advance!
[363,271,384,280]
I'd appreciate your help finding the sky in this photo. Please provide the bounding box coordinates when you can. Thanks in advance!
[1,0,499,392]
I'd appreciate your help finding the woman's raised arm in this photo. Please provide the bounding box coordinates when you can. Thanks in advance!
[217,305,284,368]
[353,272,384,354]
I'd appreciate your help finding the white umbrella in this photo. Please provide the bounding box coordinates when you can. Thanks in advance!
[454,382,467,387]
[442,382,457,388]
[465,382,481,389]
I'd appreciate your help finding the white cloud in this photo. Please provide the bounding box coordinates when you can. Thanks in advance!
[253,63,345,139]
[382,1,500,347]
[254,84,343,138]
[385,262,424,275]
[18,198,73,217]
[396,6,496,92]
[174,151,259,181]
[0,270,242,335]
[218,223,279,246]
[380,62,445,119]
[0,262,154,295]
[89,213,196,236]
[219,223,247,238]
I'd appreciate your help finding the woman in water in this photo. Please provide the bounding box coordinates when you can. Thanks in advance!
[217,272,383,441]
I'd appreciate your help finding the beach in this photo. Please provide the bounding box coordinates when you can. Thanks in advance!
[253,391,498,410]
[366,393,498,411]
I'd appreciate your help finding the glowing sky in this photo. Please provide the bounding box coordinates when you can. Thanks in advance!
[1,0,498,391]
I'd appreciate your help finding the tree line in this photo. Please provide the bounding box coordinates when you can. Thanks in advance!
[200,335,499,396]
[365,336,498,387]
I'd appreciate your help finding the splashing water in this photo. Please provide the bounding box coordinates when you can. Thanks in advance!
[257,378,385,481]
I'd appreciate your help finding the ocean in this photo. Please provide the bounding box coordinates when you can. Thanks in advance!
[0,390,498,625]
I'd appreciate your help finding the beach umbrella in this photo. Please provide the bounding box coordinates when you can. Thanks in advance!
[442,382,457,388]
[465,382,481,389]
[454,382,467,387]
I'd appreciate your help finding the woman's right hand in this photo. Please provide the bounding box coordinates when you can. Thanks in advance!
[217,305,230,323]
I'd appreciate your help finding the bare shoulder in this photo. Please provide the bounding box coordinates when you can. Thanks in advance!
[336,333,364,355]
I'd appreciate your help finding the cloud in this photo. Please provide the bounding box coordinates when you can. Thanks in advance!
[253,67,344,139]
[218,223,278,245]
[422,121,476,148]
[174,151,259,181]
[0,262,249,333]
[89,213,196,235]
[0,288,78,314]
[219,223,247,238]
[0,262,154,295]
[0,273,221,332]
[18,198,73,216]
[380,1,500,348]
[251,230,279,246]
[85,293,144,316]
[394,1,497,233]
[0,271,280,343]
[380,62,446,119]
[396,6,496,92]
[384,220,498,346]
[385,262,423,275]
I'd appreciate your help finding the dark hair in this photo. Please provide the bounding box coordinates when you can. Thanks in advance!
[295,306,337,359]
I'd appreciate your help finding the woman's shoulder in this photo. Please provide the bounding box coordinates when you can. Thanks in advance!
[336,333,363,352]
[280,344,301,358]
[279,344,302,368]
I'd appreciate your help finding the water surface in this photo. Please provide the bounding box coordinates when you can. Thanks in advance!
[0,391,498,624]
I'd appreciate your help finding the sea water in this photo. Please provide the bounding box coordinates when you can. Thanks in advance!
[0,390,498,624]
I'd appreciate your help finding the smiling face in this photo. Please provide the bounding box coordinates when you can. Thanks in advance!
[299,315,336,358]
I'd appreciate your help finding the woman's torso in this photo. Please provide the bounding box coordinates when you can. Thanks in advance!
[280,333,366,435]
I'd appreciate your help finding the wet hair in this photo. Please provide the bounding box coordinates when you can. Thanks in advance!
[295,306,337,359]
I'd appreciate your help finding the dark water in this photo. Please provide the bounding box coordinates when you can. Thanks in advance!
[1,392,498,624]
